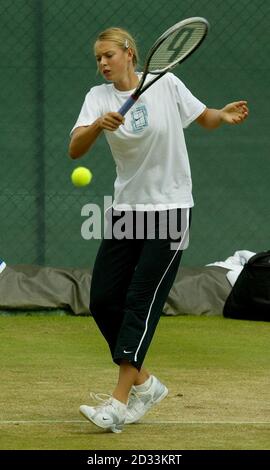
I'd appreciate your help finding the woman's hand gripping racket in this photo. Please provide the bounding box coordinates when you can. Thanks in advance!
[118,17,209,116]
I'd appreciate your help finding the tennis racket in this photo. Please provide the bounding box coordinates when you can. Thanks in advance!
[118,17,209,116]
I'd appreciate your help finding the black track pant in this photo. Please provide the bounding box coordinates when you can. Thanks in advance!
[90,208,190,370]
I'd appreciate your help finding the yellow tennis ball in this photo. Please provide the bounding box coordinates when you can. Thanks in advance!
[71,167,92,187]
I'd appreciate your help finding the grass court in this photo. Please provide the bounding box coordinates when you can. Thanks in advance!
[0,314,269,450]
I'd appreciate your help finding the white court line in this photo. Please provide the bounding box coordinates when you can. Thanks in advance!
[0,420,83,424]
[141,420,270,425]
[0,420,269,425]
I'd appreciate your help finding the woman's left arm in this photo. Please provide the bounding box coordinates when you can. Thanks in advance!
[196,101,249,129]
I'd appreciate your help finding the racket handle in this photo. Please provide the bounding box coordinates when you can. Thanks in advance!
[118,95,137,116]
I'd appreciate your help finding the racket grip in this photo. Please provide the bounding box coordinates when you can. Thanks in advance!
[118,96,137,116]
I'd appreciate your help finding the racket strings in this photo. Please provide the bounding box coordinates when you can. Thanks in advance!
[148,22,207,73]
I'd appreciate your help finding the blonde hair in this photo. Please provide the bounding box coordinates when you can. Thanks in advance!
[94,27,139,66]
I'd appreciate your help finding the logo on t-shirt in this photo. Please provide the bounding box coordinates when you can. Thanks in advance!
[131,105,148,133]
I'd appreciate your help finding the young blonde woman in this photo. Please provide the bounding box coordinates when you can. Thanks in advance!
[69,27,248,433]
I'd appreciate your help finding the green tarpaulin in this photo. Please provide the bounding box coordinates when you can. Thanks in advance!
[0,265,230,316]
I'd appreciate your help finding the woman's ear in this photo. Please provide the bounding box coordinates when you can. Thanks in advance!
[127,48,134,63]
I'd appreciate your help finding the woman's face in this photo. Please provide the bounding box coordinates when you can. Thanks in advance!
[95,40,133,82]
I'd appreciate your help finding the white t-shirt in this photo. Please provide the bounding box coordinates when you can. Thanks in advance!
[71,72,206,211]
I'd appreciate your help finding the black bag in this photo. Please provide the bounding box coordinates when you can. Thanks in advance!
[223,251,270,321]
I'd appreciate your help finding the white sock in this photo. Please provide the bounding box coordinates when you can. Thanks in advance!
[112,397,127,410]
[133,375,152,392]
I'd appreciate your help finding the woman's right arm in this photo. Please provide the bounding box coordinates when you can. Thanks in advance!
[69,112,124,159]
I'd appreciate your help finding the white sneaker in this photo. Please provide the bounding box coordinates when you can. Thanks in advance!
[125,375,168,424]
[79,393,127,433]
